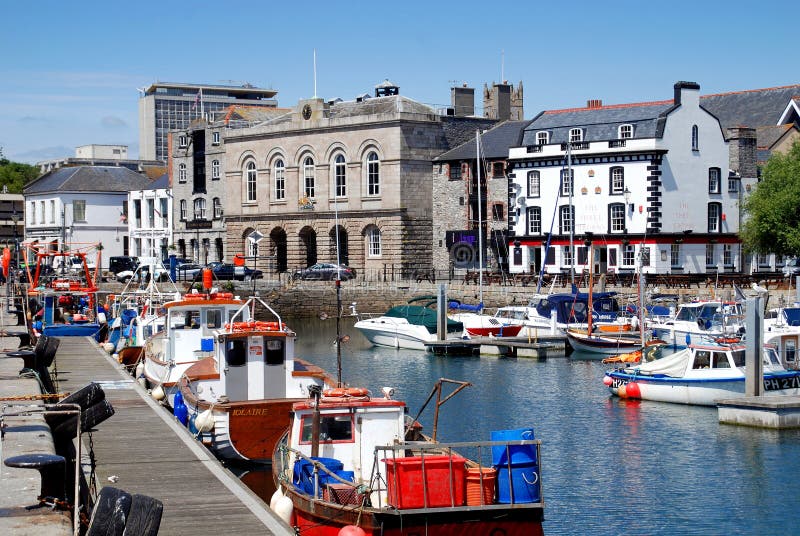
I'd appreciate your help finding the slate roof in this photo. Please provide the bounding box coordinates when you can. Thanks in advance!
[436,120,532,161]
[25,166,153,195]
[147,173,170,190]
[756,124,796,149]
[221,105,291,125]
[701,84,800,129]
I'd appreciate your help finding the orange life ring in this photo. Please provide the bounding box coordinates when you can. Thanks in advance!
[183,294,206,301]
[322,387,369,398]
[224,321,287,332]
[210,292,234,299]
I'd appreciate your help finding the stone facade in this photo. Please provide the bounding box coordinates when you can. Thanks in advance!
[483,81,524,121]
[222,91,491,279]
[171,122,228,263]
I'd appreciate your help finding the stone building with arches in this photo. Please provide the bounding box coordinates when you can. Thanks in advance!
[222,82,495,278]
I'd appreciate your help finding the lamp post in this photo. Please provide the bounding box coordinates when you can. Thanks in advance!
[623,187,632,213]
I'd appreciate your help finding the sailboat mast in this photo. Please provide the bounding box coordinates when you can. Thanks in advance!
[476,129,484,305]
[334,188,343,387]
[587,242,593,336]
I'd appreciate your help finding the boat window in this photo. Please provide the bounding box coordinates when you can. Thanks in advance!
[225,339,247,367]
[264,337,284,365]
[676,307,699,321]
[711,352,730,368]
[786,340,796,363]
[570,302,588,323]
[784,309,800,327]
[730,350,745,367]
[206,308,223,329]
[765,347,782,367]
[300,414,354,444]
[184,310,201,329]
[693,350,710,369]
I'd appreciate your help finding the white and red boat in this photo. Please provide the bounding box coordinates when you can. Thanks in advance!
[177,297,335,461]
[271,381,545,535]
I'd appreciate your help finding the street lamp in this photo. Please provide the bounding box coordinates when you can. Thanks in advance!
[623,187,632,212]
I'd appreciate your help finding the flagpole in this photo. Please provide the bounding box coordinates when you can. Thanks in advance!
[200,88,204,119]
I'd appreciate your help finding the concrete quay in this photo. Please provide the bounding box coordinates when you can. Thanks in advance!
[718,395,800,429]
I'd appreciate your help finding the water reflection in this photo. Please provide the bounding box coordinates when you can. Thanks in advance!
[236,316,800,535]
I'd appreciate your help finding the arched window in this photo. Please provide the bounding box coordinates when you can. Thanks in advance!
[610,167,624,194]
[708,202,722,232]
[334,154,346,197]
[691,125,699,151]
[608,203,625,232]
[211,159,220,180]
[213,197,222,219]
[366,226,381,257]
[179,199,187,221]
[367,152,380,196]
[536,131,549,145]
[527,171,540,198]
[569,128,583,143]
[274,159,285,200]
[303,157,315,198]
[178,163,187,183]
[193,197,206,220]
[245,161,257,202]
[618,124,633,139]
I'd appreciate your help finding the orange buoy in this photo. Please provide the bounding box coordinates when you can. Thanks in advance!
[323,387,369,398]
[617,383,628,398]
[233,254,245,267]
[203,268,213,290]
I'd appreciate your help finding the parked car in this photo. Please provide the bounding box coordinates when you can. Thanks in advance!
[211,263,263,281]
[174,263,204,281]
[292,263,356,281]
[784,258,800,278]
[66,256,97,273]
[109,256,138,275]
[116,264,171,284]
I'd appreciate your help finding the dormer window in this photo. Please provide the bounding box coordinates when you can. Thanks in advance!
[618,124,633,139]
[536,131,549,145]
[569,128,583,143]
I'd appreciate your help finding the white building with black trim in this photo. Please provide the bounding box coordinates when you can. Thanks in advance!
[507,81,740,277]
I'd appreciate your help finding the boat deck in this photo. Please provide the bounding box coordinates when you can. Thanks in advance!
[52,336,292,535]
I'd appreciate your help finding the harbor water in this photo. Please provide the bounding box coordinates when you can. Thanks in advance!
[244,315,800,535]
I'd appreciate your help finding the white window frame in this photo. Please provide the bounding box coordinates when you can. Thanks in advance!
[334,154,346,198]
[527,171,540,198]
[618,124,633,139]
[367,152,380,196]
[560,169,574,197]
[39,200,45,224]
[708,203,721,233]
[274,159,285,200]
[178,163,187,183]
[527,207,541,235]
[29,202,35,225]
[213,197,222,219]
[245,161,257,202]
[212,131,220,145]
[73,200,86,222]
[709,168,721,194]
[559,205,574,234]
[671,243,681,267]
[562,246,574,267]
[536,131,549,145]
[303,157,315,199]
[728,176,739,193]
[569,128,583,143]
[622,245,636,266]
[179,199,187,221]
[49,200,55,223]
[610,167,624,194]
[723,244,732,266]
[160,198,168,227]
[179,135,188,148]
[193,197,206,220]
[705,243,715,266]
[609,204,625,232]
[367,227,381,257]
[211,159,220,180]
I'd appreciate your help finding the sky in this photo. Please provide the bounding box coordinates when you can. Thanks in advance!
[1,0,796,164]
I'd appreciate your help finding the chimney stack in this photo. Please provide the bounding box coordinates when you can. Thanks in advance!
[587,99,602,109]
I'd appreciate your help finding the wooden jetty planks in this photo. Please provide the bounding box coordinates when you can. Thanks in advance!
[52,337,292,535]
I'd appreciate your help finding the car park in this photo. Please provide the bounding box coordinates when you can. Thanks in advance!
[292,263,356,281]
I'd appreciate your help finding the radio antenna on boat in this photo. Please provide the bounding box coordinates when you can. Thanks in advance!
[476,129,484,306]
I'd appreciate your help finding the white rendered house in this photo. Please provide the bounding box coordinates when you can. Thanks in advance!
[128,174,172,261]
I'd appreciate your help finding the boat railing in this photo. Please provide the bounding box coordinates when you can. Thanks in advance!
[228,296,282,332]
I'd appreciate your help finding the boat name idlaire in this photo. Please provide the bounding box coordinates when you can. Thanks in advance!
[232,408,272,416]
[764,375,800,391]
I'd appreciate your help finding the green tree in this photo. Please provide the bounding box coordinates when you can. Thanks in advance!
[0,147,40,193]
[740,140,800,257]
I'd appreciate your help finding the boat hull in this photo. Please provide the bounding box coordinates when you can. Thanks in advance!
[606,370,800,406]
[354,320,434,350]
[464,324,523,337]
[43,323,101,337]
[566,331,642,354]
[283,484,544,536]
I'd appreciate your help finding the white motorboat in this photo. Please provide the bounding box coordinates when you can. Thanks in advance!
[354,297,464,350]
[647,300,744,349]
[604,343,800,406]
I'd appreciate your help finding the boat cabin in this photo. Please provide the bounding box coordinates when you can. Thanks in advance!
[162,293,247,362]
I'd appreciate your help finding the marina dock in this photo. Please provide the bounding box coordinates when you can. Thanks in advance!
[2,327,293,535]
[426,335,566,357]
[718,396,800,429]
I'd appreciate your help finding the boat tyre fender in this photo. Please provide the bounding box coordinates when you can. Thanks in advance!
[322,387,370,398]
[86,486,131,536]
[121,493,163,536]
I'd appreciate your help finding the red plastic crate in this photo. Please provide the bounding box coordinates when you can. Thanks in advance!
[383,455,466,509]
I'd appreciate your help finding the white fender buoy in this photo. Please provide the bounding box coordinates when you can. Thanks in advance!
[135,362,145,378]
[195,409,215,432]
[136,376,147,388]
[151,385,166,401]
[103,342,115,353]
[269,487,284,510]
[112,353,119,361]
[274,495,293,524]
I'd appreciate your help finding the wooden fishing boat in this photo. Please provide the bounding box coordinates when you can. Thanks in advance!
[177,299,336,461]
[270,380,545,535]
